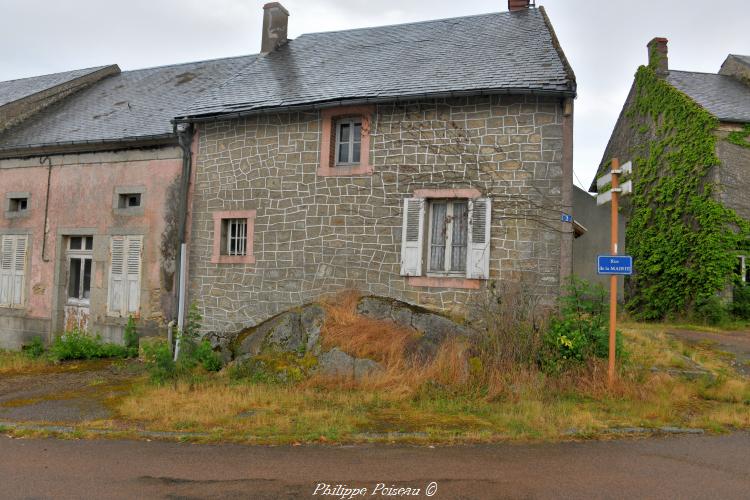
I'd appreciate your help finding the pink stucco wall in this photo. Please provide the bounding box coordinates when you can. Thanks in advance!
[0,150,182,333]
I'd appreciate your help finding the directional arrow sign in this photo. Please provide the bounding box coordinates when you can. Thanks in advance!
[597,255,633,275]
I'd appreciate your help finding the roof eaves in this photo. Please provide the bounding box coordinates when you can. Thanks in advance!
[175,87,576,123]
[0,133,176,160]
[538,6,576,94]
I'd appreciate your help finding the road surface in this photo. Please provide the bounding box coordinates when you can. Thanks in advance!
[1,433,749,499]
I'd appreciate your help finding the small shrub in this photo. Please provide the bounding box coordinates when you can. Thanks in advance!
[23,336,46,359]
[124,316,139,350]
[142,341,179,384]
[49,329,136,361]
[731,284,750,320]
[195,340,222,372]
[694,295,729,326]
[541,277,625,373]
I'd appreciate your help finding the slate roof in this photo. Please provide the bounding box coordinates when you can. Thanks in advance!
[667,70,750,123]
[180,9,575,120]
[0,66,111,107]
[0,55,257,151]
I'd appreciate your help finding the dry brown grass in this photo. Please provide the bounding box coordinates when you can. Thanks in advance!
[0,351,52,375]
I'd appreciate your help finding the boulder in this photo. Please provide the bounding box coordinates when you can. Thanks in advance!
[232,303,327,359]
[357,296,475,360]
[317,347,382,379]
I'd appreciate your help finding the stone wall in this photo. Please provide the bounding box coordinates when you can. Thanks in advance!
[188,95,568,335]
[715,127,750,221]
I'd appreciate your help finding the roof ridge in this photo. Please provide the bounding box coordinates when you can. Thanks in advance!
[0,65,110,85]
[668,69,735,77]
[296,10,519,38]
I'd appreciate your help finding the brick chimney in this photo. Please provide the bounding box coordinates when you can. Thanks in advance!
[648,37,669,76]
[508,0,533,11]
[261,2,289,54]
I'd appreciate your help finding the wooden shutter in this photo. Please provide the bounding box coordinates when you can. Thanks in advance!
[0,236,14,306]
[467,198,491,279]
[400,198,425,276]
[12,236,27,306]
[125,236,142,314]
[108,237,125,315]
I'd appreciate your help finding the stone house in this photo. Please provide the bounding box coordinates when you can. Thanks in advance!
[176,1,577,336]
[0,56,253,348]
[592,38,750,314]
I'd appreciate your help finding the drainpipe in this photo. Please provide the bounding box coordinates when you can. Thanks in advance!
[39,156,53,262]
[174,123,194,358]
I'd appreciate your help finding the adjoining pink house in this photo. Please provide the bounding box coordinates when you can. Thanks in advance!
[0,57,252,348]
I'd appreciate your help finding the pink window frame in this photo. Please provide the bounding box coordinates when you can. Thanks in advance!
[318,105,375,177]
[211,210,256,264]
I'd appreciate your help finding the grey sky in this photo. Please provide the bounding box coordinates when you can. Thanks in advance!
[1,0,748,189]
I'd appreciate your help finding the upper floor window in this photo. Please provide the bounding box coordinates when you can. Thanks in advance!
[118,193,141,209]
[428,200,469,275]
[9,198,28,212]
[318,105,374,177]
[335,119,362,165]
[5,192,31,219]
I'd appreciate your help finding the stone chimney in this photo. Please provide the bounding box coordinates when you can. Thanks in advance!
[648,37,669,77]
[261,2,289,54]
[508,0,533,12]
[719,55,750,86]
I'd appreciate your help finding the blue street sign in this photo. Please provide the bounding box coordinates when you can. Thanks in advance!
[597,255,633,275]
[561,213,573,223]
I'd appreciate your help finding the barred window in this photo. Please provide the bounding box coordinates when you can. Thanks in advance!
[222,218,248,256]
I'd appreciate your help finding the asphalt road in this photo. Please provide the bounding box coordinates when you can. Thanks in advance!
[1,433,749,499]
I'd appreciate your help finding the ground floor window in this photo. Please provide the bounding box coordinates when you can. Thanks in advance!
[67,236,93,304]
[400,194,491,280]
[107,235,142,316]
[0,234,28,308]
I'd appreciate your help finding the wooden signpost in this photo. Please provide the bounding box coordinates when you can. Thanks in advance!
[596,158,633,387]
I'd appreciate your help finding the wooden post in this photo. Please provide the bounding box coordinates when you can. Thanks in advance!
[608,158,620,388]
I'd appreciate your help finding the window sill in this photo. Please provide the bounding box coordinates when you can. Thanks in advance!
[407,276,482,289]
[211,254,256,265]
[113,207,145,217]
[317,164,373,177]
[4,211,30,219]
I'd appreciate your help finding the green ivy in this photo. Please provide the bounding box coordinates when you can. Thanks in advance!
[621,66,750,320]
[727,123,750,149]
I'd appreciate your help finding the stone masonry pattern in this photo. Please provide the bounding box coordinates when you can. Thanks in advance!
[188,95,566,336]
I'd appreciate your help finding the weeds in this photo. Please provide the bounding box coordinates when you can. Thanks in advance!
[49,329,136,362]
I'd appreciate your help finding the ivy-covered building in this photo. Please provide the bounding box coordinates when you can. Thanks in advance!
[592,38,750,319]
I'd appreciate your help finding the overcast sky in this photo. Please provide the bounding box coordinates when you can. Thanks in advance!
[1,0,748,189]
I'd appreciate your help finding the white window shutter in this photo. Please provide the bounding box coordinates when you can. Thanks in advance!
[12,236,27,306]
[125,236,142,314]
[0,236,14,306]
[108,237,125,315]
[467,197,491,279]
[400,198,425,276]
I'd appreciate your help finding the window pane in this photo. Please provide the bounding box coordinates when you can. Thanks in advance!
[352,142,361,163]
[338,143,349,163]
[69,258,81,299]
[82,259,92,299]
[70,237,82,250]
[339,123,350,143]
[85,236,93,250]
[430,203,447,272]
[451,202,468,272]
[353,123,361,142]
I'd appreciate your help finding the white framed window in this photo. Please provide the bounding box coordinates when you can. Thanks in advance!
[0,234,28,308]
[108,235,142,316]
[334,118,362,165]
[67,236,93,305]
[400,196,491,280]
[222,218,247,256]
[737,255,750,283]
